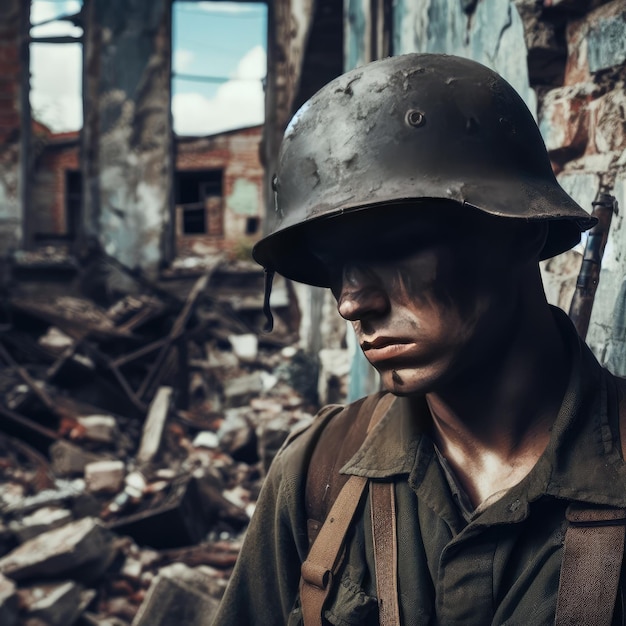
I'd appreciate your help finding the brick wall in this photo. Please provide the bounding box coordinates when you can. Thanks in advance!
[175,125,264,258]
[30,125,264,259]
[31,134,79,239]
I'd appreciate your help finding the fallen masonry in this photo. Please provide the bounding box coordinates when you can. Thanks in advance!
[0,255,340,625]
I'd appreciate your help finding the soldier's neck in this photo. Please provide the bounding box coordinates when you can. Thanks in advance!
[422,302,569,509]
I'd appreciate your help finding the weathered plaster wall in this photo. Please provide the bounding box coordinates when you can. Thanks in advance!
[263,0,315,236]
[175,126,264,258]
[348,0,536,112]
[0,0,27,253]
[82,0,172,275]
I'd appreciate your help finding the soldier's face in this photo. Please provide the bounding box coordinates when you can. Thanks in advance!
[311,206,534,395]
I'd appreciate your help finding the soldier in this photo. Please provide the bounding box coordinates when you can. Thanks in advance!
[214,54,626,625]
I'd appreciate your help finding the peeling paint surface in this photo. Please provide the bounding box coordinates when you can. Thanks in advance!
[390,0,536,116]
[228,179,258,216]
[587,8,626,73]
[0,0,24,251]
[83,0,172,276]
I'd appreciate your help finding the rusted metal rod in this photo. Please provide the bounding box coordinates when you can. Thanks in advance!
[569,191,618,340]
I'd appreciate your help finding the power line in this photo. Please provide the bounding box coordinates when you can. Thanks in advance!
[173,72,264,84]
[175,6,266,20]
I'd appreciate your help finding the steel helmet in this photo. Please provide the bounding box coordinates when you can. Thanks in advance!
[253,53,595,289]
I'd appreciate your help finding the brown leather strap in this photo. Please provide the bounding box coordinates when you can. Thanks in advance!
[301,392,395,625]
[556,504,626,626]
[371,480,400,625]
[300,474,368,626]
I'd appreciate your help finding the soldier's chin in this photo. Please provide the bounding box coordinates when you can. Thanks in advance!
[378,365,440,396]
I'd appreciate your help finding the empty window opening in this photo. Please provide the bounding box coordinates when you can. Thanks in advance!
[245,216,259,235]
[65,169,82,237]
[176,169,224,236]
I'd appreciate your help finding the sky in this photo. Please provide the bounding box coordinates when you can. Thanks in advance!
[29,0,267,136]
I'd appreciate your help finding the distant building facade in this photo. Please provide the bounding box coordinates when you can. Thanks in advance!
[30,124,264,259]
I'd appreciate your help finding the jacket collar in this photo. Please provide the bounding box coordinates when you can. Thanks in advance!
[341,308,626,509]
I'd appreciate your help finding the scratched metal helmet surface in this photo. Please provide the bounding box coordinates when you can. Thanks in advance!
[253,53,595,287]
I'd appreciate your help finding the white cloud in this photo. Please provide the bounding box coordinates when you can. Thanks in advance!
[30,1,82,38]
[234,44,266,79]
[174,49,195,73]
[30,43,82,132]
[195,2,257,14]
[173,46,266,135]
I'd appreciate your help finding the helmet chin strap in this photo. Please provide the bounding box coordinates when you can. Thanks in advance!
[262,269,275,332]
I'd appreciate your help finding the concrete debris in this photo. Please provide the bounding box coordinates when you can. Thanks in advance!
[228,333,259,362]
[17,580,92,626]
[8,507,73,543]
[136,387,173,465]
[222,372,264,407]
[50,440,107,477]
[0,260,341,625]
[77,415,119,444]
[0,517,113,581]
[192,431,219,449]
[131,563,219,626]
[0,573,18,626]
[85,461,126,494]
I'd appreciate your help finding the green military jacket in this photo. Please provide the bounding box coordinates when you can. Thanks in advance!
[214,312,626,625]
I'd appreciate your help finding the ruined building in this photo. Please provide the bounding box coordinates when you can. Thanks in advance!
[0,0,625,371]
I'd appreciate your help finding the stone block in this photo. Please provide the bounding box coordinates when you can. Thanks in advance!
[9,507,73,543]
[222,372,263,407]
[124,471,147,498]
[587,5,626,73]
[0,573,18,626]
[107,476,210,549]
[589,89,626,154]
[217,408,257,462]
[77,415,118,443]
[85,460,125,494]
[557,170,600,217]
[38,327,73,352]
[192,431,219,449]
[50,439,106,477]
[539,84,593,156]
[136,386,173,464]
[2,478,86,517]
[514,0,566,84]
[18,580,86,626]
[565,1,626,83]
[0,517,112,581]
[318,348,351,405]
[131,562,219,626]
[228,333,258,362]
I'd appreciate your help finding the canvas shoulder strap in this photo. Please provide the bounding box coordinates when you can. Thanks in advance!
[300,392,395,626]
[555,375,626,626]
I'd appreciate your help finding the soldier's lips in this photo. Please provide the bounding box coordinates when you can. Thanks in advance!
[361,338,416,362]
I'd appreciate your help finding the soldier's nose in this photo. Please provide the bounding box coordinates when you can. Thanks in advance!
[336,265,389,321]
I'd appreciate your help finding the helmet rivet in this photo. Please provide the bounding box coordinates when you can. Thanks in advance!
[406,109,425,128]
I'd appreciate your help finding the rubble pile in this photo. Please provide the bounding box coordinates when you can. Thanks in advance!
[0,259,323,626]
